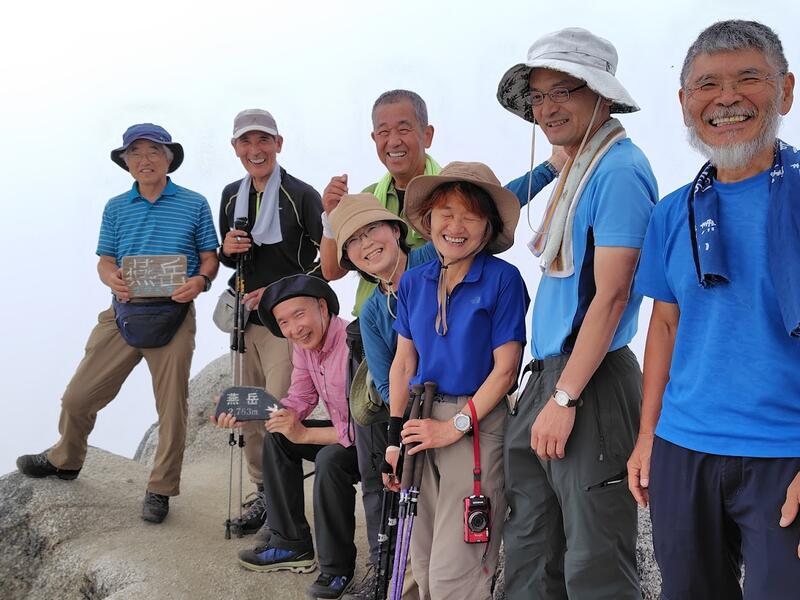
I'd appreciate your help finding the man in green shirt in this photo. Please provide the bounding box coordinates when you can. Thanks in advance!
[319,89,440,316]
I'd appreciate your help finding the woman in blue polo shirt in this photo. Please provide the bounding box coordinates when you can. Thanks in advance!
[384,162,529,600]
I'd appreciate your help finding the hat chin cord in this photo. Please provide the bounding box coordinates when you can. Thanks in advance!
[434,225,491,336]
[525,95,603,231]
[364,238,406,320]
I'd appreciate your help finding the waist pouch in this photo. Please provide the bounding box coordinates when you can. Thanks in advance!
[113,298,190,348]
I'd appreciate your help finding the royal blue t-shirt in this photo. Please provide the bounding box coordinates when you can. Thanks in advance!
[394,252,529,396]
[636,169,800,457]
[525,139,657,358]
[360,243,439,403]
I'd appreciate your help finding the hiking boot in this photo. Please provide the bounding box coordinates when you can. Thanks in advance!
[342,563,378,600]
[307,571,355,599]
[238,544,316,574]
[231,486,267,535]
[141,491,169,523]
[16,452,81,480]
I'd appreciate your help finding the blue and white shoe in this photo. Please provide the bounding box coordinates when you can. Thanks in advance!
[307,571,355,599]
[238,544,316,573]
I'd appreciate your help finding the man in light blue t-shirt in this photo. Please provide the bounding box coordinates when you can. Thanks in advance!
[496,28,657,599]
[628,20,800,599]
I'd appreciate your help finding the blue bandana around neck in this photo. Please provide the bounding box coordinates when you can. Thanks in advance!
[688,139,800,337]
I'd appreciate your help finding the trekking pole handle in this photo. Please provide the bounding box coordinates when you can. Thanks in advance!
[411,382,437,489]
[399,387,423,490]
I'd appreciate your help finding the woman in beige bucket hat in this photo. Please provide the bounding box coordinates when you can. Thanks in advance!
[382,162,530,599]
[329,193,438,598]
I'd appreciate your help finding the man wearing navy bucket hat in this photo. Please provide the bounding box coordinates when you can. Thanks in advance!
[17,123,219,524]
[497,29,658,599]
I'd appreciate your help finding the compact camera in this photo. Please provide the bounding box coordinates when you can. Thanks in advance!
[464,494,491,544]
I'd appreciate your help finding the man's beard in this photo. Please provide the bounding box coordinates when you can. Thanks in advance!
[686,97,782,171]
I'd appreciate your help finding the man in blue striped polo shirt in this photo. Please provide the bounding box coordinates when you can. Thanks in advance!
[17,123,219,524]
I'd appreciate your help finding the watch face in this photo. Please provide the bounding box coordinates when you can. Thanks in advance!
[554,391,571,407]
[454,413,471,432]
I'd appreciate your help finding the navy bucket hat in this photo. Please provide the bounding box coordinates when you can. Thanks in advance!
[258,275,340,338]
[110,123,185,173]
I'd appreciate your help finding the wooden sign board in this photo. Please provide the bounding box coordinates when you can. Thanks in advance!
[121,255,187,298]
[215,386,282,421]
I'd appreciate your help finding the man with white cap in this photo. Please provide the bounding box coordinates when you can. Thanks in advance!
[217,109,323,535]
[497,28,658,598]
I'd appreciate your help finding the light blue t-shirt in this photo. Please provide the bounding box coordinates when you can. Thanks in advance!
[528,139,658,358]
[97,178,219,276]
[360,243,438,403]
[636,169,800,457]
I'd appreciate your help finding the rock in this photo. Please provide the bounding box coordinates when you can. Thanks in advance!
[2,354,662,599]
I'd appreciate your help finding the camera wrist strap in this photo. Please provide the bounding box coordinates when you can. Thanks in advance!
[467,399,481,496]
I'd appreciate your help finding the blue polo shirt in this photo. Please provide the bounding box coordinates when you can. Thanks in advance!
[525,139,657,358]
[636,170,800,457]
[361,243,439,403]
[394,252,529,396]
[97,178,219,276]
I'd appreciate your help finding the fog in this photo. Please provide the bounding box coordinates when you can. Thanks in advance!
[1,0,798,474]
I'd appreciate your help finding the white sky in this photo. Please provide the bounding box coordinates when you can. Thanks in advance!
[1,0,798,475]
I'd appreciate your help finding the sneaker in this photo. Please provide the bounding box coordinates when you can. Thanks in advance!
[254,521,273,544]
[141,491,169,523]
[342,563,378,600]
[238,544,316,574]
[16,452,81,480]
[307,571,355,599]
[231,486,267,535]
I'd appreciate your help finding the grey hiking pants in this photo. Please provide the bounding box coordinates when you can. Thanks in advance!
[502,347,642,600]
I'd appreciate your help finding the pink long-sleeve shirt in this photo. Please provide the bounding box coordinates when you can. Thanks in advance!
[280,315,354,448]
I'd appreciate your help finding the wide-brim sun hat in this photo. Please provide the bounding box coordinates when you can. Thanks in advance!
[497,27,640,124]
[349,359,388,427]
[257,274,340,338]
[110,123,184,173]
[329,193,408,269]
[404,161,521,255]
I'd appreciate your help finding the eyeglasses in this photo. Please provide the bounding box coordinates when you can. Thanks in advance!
[344,223,387,253]
[686,73,780,101]
[529,83,588,106]
[127,148,165,162]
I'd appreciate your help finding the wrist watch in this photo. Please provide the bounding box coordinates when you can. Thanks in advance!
[553,388,580,408]
[199,274,212,292]
[453,412,473,435]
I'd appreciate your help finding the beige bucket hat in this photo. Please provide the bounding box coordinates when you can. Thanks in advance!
[329,193,408,270]
[497,27,640,124]
[403,161,521,255]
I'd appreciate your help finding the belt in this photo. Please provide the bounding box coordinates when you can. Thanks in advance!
[433,393,471,404]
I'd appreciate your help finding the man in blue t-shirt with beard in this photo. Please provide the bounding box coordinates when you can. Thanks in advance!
[628,19,800,599]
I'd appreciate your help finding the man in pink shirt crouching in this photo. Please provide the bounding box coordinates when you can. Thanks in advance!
[217,274,358,600]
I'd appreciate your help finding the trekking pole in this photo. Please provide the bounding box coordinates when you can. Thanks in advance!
[225,217,248,539]
[388,384,424,600]
[374,487,398,600]
[391,381,436,600]
[224,430,236,539]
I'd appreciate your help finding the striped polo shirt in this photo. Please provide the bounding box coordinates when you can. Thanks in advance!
[97,178,219,276]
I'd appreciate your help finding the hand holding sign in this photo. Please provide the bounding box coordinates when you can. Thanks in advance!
[213,386,282,423]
